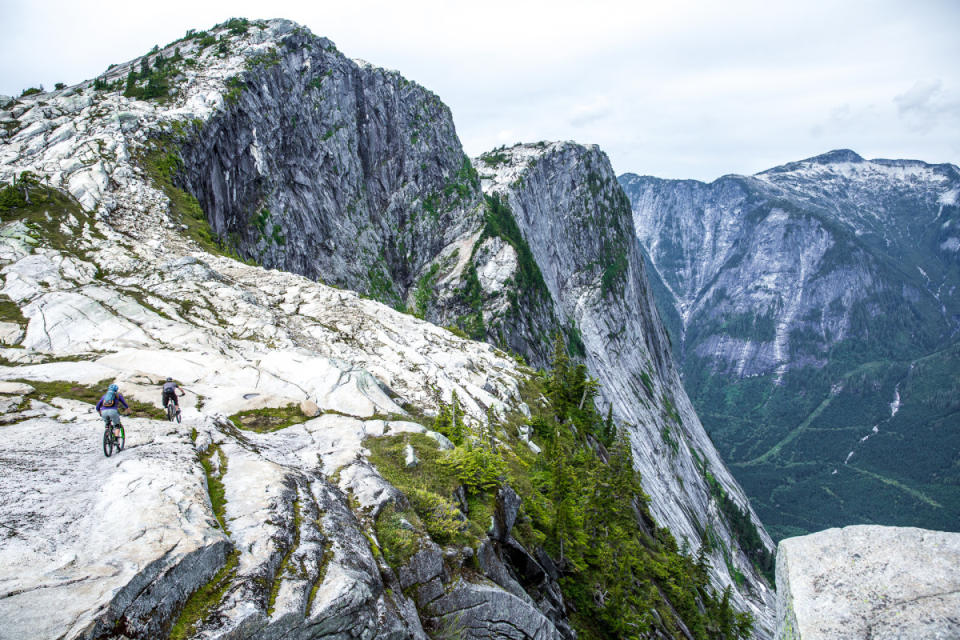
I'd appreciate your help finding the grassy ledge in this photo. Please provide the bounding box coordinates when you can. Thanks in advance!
[168,549,239,640]
[14,378,165,419]
[0,177,105,252]
[228,404,309,432]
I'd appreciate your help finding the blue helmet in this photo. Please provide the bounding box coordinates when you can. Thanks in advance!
[108,384,119,392]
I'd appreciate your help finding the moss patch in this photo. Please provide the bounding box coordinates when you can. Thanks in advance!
[168,548,239,640]
[199,445,229,531]
[366,432,491,563]
[373,502,423,567]
[228,404,308,432]
[367,433,462,501]
[0,294,26,326]
[16,378,164,419]
[169,444,235,639]
[306,543,332,616]
[267,494,301,616]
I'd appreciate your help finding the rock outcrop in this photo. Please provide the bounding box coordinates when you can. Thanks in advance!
[0,196,539,639]
[175,23,483,302]
[775,525,960,639]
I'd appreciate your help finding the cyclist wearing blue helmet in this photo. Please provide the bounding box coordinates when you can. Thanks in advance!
[96,383,129,433]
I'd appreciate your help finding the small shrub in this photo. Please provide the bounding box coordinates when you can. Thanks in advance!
[441,442,505,494]
[374,503,421,567]
[406,488,467,544]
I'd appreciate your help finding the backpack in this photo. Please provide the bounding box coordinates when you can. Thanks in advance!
[102,390,117,407]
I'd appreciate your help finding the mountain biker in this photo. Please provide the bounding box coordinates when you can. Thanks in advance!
[162,377,184,415]
[96,383,128,434]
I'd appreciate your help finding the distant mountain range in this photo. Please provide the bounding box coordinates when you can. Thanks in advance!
[621,150,960,541]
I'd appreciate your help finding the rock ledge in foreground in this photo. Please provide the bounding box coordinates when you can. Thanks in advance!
[775,525,960,640]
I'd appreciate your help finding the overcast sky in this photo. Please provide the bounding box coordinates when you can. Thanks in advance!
[2,0,958,180]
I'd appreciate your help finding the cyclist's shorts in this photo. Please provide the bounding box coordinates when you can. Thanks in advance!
[162,390,178,406]
[102,408,121,425]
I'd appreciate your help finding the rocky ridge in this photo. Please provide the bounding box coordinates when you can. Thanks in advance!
[1,17,775,638]
[0,197,550,638]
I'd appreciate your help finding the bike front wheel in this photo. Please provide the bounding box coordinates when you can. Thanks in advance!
[175,409,181,424]
[103,428,114,457]
[115,425,125,451]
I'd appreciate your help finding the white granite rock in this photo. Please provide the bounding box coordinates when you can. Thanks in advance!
[404,443,419,468]
[0,322,22,345]
[0,407,227,640]
[0,381,32,395]
[775,525,960,640]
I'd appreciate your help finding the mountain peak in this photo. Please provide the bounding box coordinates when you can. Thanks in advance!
[758,149,864,177]
[806,149,864,164]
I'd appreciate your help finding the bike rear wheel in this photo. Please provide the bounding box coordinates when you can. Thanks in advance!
[167,402,175,422]
[103,428,114,457]
[115,425,125,451]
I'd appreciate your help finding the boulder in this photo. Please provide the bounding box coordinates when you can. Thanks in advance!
[398,546,445,589]
[424,430,454,450]
[299,398,320,417]
[775,525,960,640]
[426,579,561,640]
[404,443,419,468]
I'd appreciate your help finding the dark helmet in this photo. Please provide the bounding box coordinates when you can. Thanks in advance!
[166,377,173,382]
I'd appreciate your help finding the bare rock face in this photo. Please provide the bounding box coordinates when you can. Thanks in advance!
[175,26,484,303]
[775,525,960,639]
[0,410,229,640]
[473,142,778,632]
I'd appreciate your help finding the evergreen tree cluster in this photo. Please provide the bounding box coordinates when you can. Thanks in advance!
[368,334,754,639]
[123,49,184,101]
[527,335,753,638]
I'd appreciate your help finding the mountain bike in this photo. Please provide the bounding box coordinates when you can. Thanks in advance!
[166,400,181,423]
[103,421,125,457]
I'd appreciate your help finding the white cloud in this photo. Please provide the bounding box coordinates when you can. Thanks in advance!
[894,80,960,133]
[1,0,958,180]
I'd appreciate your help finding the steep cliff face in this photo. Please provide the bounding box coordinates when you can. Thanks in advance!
[1,17,779,638]
[471,142,777,630]
[621,151,960,540]
[173,23,482,306]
